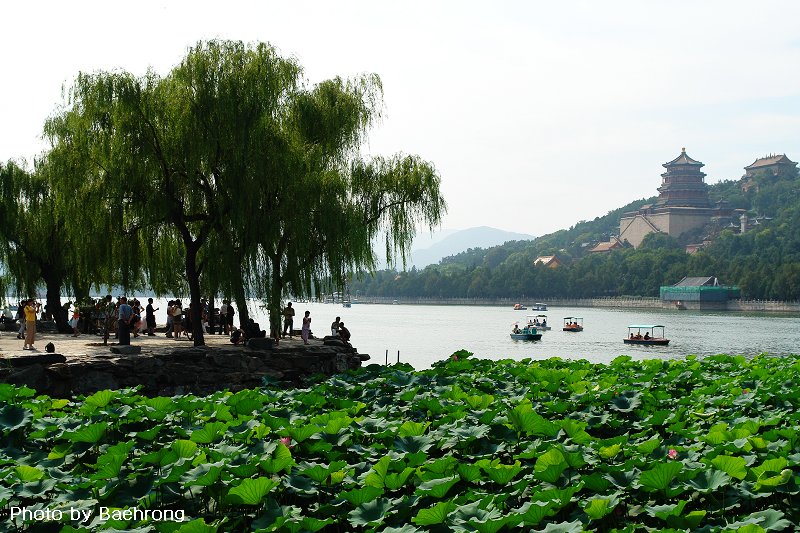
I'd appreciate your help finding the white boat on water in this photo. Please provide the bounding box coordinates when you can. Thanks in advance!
[527,314,551,331]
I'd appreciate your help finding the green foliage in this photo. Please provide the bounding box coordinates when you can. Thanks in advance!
[351,169,800,300]
[2,354,800,530]
[39,39,444,345]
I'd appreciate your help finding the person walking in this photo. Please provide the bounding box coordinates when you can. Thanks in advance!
[282,302,295,338]
[22,299,41,350]
[301,310,311,345]
[69,306,81,337]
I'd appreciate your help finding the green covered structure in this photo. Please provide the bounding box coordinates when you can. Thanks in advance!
[660,276,740,309]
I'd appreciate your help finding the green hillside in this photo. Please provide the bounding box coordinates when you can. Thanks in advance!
[352,168,800,300]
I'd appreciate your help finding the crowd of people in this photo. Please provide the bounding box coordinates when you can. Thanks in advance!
[7,297,354,350]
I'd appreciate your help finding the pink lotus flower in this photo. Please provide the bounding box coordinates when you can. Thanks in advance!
[667,449,678,460]
[742,389,750,394]
[280,437,292,446]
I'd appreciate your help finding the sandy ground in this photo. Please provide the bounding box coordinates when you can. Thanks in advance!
[0,326,311,361]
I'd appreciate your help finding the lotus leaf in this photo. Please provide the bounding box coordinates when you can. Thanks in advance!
[181,462,223,488]
[64,422,107,444]
[225,477,278,505]
[476,459,522,485]
[259,443,294,474]
[172,518,218,532]
[189,422,228,444]
[712,455,748,480]
[412,500,456,525]
[686,469,731,492]
[0,405,33,433]
[534,447,568,483]
[339,485,384,505]
[457,463,482,483]
[83,389,117,410]
[397,420,429,437]
[15,464,44,482]
[583,496,618,519]
[415,474,460,499]
[507,402,558,437]
[638,462,683,491]
[348,497,393,526]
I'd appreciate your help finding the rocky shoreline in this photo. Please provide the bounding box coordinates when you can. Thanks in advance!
[0,333,370,398]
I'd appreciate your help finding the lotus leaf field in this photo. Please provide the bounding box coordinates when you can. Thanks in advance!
[2,351,800,532]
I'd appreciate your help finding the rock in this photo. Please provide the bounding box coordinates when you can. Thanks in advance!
[323,338,347,348]
[247,337,274,350]
[110,345,142,355]
[6,364,46,389]
[2,353,67,367]
[2,337,368,398]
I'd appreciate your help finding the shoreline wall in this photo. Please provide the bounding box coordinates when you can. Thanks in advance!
[353,296,800,313]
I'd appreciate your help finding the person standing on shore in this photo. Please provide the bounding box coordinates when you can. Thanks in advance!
[145,298,158,336]
[301,310,311,345]
[219,300,229,335]
[22,299,40,350]
[172,300,183,339]
[330,316,340,336]
[117,297,133,346]
[282,302,295,338]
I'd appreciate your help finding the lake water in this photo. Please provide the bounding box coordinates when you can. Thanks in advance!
[51,298,798,371]
[247,302,800,370]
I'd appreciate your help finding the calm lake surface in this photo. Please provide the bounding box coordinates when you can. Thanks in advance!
[248,302,800,370]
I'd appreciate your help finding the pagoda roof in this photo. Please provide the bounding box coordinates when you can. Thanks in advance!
[663,148,704,168]
[744,154,796,169]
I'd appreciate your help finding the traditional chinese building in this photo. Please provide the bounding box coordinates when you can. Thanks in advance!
[618,149,742,248]
[533,255,562,267]
[740,154,797,193]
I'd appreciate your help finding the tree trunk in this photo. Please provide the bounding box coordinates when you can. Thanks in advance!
[44,273,69,333]
[269,257,284,343]
[185,243,205,346]
[233,273,249,328]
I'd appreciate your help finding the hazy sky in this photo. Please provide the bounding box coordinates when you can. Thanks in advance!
[3,1,800,236]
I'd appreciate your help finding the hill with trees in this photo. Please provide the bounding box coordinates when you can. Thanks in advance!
[351,168,800,300]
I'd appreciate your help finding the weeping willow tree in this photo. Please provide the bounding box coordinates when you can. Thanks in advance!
[0,158,83,332]
[45,39,445,346]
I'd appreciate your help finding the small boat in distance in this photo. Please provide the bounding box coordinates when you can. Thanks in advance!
[532,303,548,311]
[342,300,351,308]
[513,303,527,310]
[563,317,584,332]
[528,314,551,331]
[511,322,542,341]
[623,325,670,346]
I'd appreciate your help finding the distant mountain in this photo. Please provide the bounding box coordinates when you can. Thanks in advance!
[411,226,535,267]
